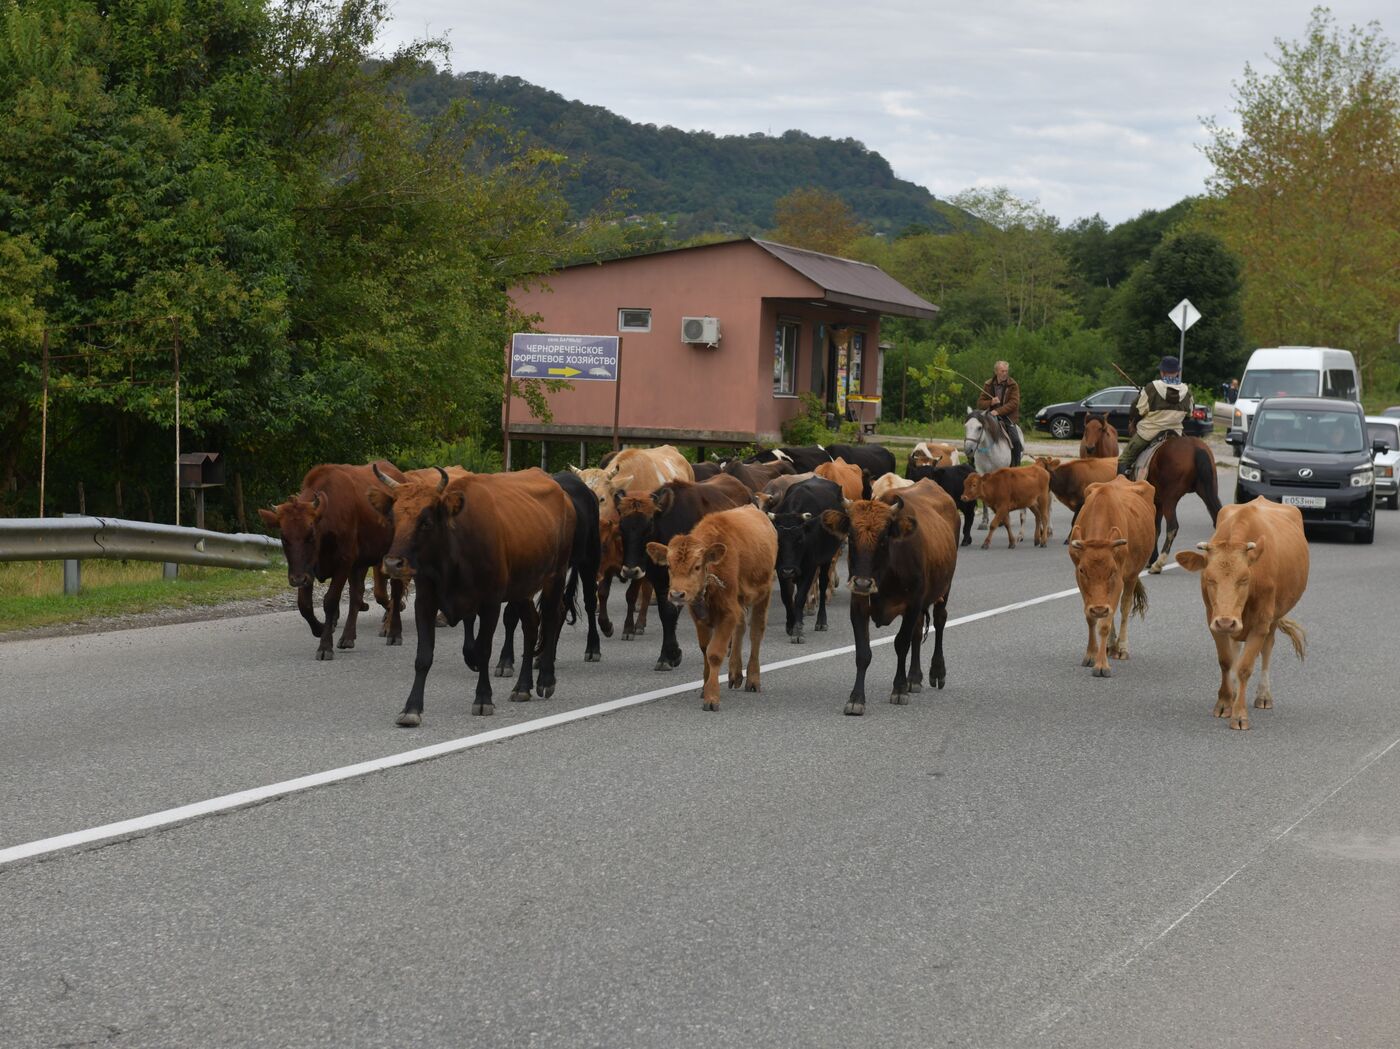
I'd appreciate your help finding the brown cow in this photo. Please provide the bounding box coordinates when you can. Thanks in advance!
[598,498,653,640]
[961,465,1052,549]
[1068,477,1157,677]
[908,441,960,470]
[820,480,959,715]
[646,504,777,711]
[599,445,695,500]
[815,457,868,502]
[753,471,816,511]
[259,461,407,659]
[720,457,795,493]
[1079,415,1120,458]
[1039,456,1117,543]
[369,467,574,725]
[1174,497,1309,730]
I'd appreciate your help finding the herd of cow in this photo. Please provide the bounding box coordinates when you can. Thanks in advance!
[258,425,1310,733]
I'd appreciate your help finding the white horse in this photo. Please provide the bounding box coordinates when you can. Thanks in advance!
[964,408,1022,533]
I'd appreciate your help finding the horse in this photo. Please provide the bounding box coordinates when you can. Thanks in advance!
[1079,414,1119,459]
[1143,435,1224,573]
[964,408,1021,532]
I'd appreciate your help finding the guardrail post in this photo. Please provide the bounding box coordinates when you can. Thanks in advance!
[61,512,81,595]
[163,562,178,581]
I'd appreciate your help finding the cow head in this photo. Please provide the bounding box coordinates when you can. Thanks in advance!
[258,493,325,588]
[615,488,672,580]
[366,464,461,580]
[1034,456,1062,475]
[1175,540,1263,636]
[961,473,984,504]
[768,510,816,581]
[646,534,726,611]
[1068,525,1131,619]
[821,496,916,596]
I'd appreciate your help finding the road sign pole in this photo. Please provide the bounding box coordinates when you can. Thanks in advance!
[501,351,513,472]
[1179,306,1187,378]
[612,337,624,452]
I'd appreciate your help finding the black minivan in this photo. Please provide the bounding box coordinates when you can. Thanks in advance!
[1227,397,1387,543]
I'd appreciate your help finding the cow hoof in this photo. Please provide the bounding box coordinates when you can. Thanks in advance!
[471,702,495,716]
[961,536,972,546]
[1092,666,1112,678]
[635,626,647,636]
[844,701,866,716]
[622,631,635,641]
[359,600,370,612]
[509,690,531,703]
[890,691,910,705]
[395,711,422,728]
[585,650,602,663]
[1230,718,1249,730]
[908,681,923,694]
[1081,656,1094,667]
[702,701,720,712]
[315,648,333,661]
[1254,695,1273,709]
[599,622,614,638]
[814,621,827,632]
[790,634,805,645]
[980,541,992,550]
[378,625,389,637]
[537,685,555,699]
[1213,700,1230,718]
[653,660,673,672]
[493,662,514,678]
[745,681,759,693]
[386,635,402,646]
[934,676,946,690]
[1110,648,1128,660]
[337,637,355,650]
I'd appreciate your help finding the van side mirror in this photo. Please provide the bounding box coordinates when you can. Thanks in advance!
[1373,440,1390,456]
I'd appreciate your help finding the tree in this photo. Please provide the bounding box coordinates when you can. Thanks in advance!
[947,188,1071,332]
[1200,8,1400,380]
[768,187,867,255]
[1103,231,1246,390]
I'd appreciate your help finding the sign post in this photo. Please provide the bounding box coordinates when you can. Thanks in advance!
[507,333,622,467]
[1168,298,1202,376]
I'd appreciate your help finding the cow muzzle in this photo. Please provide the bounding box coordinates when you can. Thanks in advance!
[1087,604,1111,619]
[381,556,412,581]
[848,576,877,596]
[1211,616,1242,634]
[620,565,645,582]
[778,566,798,580]
[668,589,688,604]
[288,572,311,589]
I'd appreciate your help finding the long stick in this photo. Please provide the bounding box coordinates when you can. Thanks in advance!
[930,363,987,390]
[1110,361,1139,388]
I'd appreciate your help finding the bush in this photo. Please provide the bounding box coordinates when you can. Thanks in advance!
[781,392,832,446]
[398,436,503,474]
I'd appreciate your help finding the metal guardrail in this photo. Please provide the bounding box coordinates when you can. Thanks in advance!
[0,516,281,570]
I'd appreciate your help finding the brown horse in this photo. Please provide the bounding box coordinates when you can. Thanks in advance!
[1146,436,1223,573]
[1079,414,1120,458]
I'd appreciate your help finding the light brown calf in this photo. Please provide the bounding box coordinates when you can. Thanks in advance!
[961,466,1052,549]
[597,445,695,501]
[815,457,866,502]
[870,472,916,501]
[1175,497,1309,730]
[647,504,777,711]
[1068,477,1156,677]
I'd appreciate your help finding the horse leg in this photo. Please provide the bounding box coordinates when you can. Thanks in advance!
[1149,497,1181,574]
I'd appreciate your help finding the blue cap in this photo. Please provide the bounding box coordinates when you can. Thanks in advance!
[1159,355,1180,373]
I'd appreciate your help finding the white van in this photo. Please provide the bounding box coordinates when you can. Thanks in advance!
[1230,346,1361,435]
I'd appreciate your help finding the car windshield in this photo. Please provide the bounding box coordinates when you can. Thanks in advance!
[1367,423,1398,450]
[1252,409,1364,453]
[1239,369,1320,399]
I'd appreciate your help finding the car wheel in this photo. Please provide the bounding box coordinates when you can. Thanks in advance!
[1387,494,1399,511]
[1234,484,1248,505]
[1049,415,1073,440]
[1355,510,1376,544]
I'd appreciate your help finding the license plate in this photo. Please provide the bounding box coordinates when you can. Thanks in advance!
[1282,495,1327,508]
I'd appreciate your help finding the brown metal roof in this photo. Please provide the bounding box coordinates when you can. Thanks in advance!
[751,239,940,320]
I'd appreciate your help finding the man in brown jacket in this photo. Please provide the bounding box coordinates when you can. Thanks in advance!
[977,360,1023,464]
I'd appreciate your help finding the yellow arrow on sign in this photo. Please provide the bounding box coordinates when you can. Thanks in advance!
[548,366,581,377]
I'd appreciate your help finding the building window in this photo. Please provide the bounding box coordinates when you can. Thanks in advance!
[848,332,865,393]
[618,308,651,333]
[774,319,799,396]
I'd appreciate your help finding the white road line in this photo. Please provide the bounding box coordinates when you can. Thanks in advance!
[0,570,1173,869]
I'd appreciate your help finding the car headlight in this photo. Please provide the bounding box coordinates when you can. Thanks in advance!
[1350,469,1374,487]
[1238,463,1262,483]
[1377,465,1394,478]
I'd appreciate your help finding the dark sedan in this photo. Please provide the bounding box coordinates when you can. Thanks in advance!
[1032,385,1213,440]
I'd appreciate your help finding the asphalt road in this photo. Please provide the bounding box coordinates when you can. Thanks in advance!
[3,474,1399,1049]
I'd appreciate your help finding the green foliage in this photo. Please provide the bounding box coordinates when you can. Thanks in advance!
[947,321,1120,419]
[780,392,832,446]
[769,187,868,255]
[903,343,965,422]
[397,435,503,475]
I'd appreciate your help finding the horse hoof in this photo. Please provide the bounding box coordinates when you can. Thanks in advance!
[961,536,972,547]
[359,601,370,612]
[635,626,647,636]
[537,685,555,699]
[585,650,602,663]
[702,700,720,712]
[844,701,866,716]
[337,638,354,650]
[599,622,613,638]
[493,663,514,678]
[315,648,333,661]
[509,690,531,703]
[1147,564,1163,575]
[386,635,402,646]
[471,703,495,716]
[395,711,421,728]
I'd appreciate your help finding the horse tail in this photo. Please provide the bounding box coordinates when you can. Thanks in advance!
[1193,443,1222,523]
[1278,617,1306,661]
[1131,577,1148,619]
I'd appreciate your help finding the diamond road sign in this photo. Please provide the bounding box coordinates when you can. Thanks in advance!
[1169,298,1201,332]
[510,333,619,381]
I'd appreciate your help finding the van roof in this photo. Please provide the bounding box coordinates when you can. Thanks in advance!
[1244,347,1355,367]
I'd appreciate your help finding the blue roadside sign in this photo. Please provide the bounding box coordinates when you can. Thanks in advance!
[510,333,619,382]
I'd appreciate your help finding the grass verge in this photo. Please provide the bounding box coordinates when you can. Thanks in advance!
[0,559,287,635]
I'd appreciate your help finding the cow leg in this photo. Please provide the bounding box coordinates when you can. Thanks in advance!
[1211,632,1239,719]
[907,611,925,693]
[581,559,602,664]
[1090,614,1113,677]
[977,501,990,530]
[890,613,915,704]
[509,600,540,702]
[471,602,501,716]
[622,577,643,640]
[373,566,391,636]
[929,597,948,689]
[336,564,369,650]
[385,577,404,645]
[1228,631,1268,730]
[597,573,615,638]
[693,617,714,695]
[1254,628,1278,710]
[745,591,769,693]
[727,610,746,690]
[316,570,349,659]
[813,560,831,632]
[398,587,438,726]
[845,603,872,715]
[960,502,974,546]
[779,575,800,642]
[653,572,683,671]
[1015,508,1026,544]
[704,616,735,710]
[536,572,567,698]
[1109,583,1132,661]
[297,582,324,638]
[495,604,518,678]
[635,578,652,635]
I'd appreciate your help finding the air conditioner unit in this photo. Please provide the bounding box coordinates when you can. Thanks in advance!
[680,316,721,347]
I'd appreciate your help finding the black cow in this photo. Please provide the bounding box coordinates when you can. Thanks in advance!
[721,457,795,493]
[826,443,896,480]
[615,475,752,671]
[747,445,836,472]
[768,476,845,643]
[910,463,976,547]
[495,470,604,676]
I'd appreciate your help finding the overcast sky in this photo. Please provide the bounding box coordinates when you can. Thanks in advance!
[380,1,1393,226]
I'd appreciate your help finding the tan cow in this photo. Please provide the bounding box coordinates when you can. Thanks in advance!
[1175,497,1309,730]
[1037,456,1117,544]
[596,445,695,500]
[646,504,777,711]
[1068,477,1157,677]
[909,441,960,469]
[961,465,1052,549]
[569,465,610,501]
[597,498,652,640]
[870,471,916,501]
[815,457,866,502]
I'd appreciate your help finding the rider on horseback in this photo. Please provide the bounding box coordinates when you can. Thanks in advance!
[1117,355,1194,476]
[977,360,1023,465]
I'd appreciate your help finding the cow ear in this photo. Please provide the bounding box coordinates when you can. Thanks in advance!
[653,487,675,514]
[1175,550,1208,573]
[443,488,467,516]
[1245,539,1263,564]
[310,490,327,517]
[645,541,670,566]
[703,542,727,566]
[612,490,625,512]
[366,488,393,516]
[893,514,917,537]
[257,507,279,528]
[820,510,849,538]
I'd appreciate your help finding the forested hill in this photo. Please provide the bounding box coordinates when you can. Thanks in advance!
[398,68,967,238]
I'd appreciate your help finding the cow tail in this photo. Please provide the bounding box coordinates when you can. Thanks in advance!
[1278,617,1306,661]
[558,566,581,626]
[1131,577,1148,619]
